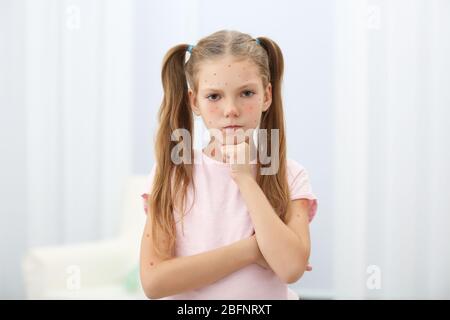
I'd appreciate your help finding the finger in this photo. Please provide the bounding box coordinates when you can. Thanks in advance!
[237,131,250,146]
[221,134,230,146]
[221,145,235,163]
[209,129,224,145]
[220,145,227,162]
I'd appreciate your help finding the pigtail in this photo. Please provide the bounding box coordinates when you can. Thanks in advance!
[149,44,194,259]
[255,37,290,221]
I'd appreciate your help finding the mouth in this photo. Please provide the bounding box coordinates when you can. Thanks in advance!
[222,125,244,133]
[222,125,243,129]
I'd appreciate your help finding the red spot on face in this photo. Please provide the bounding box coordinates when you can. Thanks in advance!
[213,73,216,76]
[146,234,149,238]
[150,261,154,266]
[228,64,231,67]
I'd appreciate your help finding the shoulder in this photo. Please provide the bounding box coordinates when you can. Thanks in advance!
[141,162,158,215]
[286,158,312,189]
[286,158,307,178]
[141,163,157,199]
[285,158,318,222]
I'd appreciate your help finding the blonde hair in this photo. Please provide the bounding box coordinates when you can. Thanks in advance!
[147,30,290,259]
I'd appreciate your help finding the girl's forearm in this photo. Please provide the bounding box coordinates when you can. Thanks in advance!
[142,236,256,299]
[236,176,308,283]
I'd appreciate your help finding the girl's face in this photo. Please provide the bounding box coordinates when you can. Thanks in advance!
[188,55,272,145]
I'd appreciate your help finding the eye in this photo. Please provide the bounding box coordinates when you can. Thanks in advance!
[241,90,255,98]
[206,94,220,102]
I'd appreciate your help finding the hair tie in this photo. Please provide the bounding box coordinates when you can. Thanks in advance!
[255,38,261,45]
[187,44,194,54]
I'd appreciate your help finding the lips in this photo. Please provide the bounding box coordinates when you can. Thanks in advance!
[222,125,243,134]
[223,125,243,129]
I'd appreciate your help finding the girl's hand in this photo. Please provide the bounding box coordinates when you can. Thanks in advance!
[220,135,256,184]
[249,234,271,270]
[250,233,313,272]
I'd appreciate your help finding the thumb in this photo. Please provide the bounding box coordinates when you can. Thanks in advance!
[220,145,229,162]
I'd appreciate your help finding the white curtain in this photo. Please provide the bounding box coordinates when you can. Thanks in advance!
[24,0,133,245]
[333,0,450,299]
[0,0,133,297]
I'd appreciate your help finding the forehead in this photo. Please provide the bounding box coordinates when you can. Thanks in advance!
[196,56,263,90]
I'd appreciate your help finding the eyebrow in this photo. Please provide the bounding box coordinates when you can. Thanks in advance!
[202,82,259,92]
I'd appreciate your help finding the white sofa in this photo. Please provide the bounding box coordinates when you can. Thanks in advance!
[21,175,149,299]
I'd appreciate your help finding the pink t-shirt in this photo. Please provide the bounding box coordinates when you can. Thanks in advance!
[141,148,318,300]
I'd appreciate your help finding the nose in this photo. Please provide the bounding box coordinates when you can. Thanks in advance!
[223,100,240,118]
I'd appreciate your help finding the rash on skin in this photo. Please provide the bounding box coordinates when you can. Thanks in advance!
[189,56,272,148]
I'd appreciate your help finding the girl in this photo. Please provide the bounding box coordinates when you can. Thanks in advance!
[139,30,318,300]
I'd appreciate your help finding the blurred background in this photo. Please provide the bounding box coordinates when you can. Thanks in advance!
[0,0,449,299]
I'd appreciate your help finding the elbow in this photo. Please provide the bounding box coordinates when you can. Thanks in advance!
[142,273,165,300]
[143,285,161,300]
[282,267,305,284]
[143,282,164,300]
[280,253,309,284]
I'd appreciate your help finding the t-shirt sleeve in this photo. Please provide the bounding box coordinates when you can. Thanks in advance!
[140,163,157,215]
[287,159,318,223]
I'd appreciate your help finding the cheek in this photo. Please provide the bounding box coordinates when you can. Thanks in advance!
[242,102,262,126]
[244,103,259,117]
[203,105,221,126]
[243,100,255,111]
[208,105,220,116]
[205,116,216,128]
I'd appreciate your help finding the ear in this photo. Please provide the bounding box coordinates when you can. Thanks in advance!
[262,83,272,112]
[188,89,201,116]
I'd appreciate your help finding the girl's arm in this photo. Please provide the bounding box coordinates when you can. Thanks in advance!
[139,214,259,299]
[236,176,311,284]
